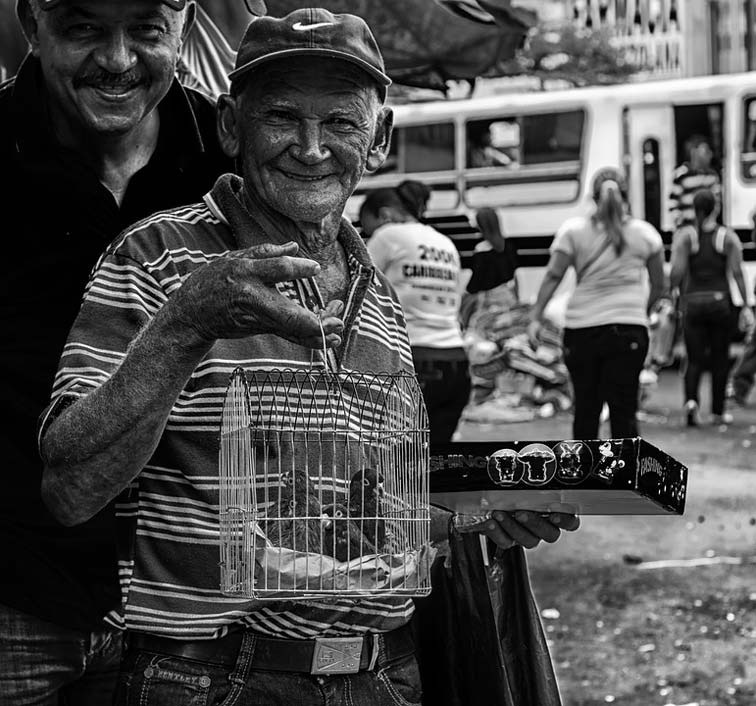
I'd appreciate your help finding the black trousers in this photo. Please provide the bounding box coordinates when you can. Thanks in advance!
[412,346,470,446]
[682,296,732,415]
[563,324,649,440]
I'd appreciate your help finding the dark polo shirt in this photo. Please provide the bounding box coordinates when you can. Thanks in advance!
[0,56,232,630]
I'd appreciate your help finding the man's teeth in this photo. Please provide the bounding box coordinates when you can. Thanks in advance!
[285,173,326,181]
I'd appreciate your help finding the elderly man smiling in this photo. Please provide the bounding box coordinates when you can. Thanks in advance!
[38,8,578,704]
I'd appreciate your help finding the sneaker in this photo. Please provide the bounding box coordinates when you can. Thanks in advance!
[712,412,734,425]
[684,400,700,427]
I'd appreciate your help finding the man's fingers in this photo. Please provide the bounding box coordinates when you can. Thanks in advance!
[322,300,345,318]
[300,332,343,350]
[249,255,321,283]
[487,511,543,549]
[467,510,580,550]
[239,241,300,259]
[269,300,344,350]
[480,519,516,550]
[549,512,581,532]
[515,512,561,543]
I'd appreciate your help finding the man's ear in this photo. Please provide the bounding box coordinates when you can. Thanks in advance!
[366,107,393,174]
[16,0,40,56]
[216,93,241,159]
[181,1,196,42]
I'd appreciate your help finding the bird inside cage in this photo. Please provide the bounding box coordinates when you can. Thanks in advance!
[348,467,386,548]
[260,468,323,554]
[321,502,376,562]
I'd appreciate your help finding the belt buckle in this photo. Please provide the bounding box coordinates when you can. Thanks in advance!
[310,636,363,675]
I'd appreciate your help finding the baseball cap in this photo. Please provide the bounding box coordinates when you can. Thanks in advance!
[36,0,187,9]
[229,8,391,94]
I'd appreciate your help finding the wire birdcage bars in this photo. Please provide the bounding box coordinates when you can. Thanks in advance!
[219,367,432,600]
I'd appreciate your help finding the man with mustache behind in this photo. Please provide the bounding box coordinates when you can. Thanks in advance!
[0,1,231,703]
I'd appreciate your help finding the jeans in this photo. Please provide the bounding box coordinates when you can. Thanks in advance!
[0,602,122,706]
[115,632,422,706]
[563,324,649,440]
[412,347,470,445]
[683,296,733,415]
[731,322,756,403]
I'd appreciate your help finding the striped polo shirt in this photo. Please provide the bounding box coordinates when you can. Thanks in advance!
[668,163,721,228]
[45,174,418,639]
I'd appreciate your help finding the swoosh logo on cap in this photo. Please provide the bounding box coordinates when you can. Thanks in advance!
[292,21,334,31]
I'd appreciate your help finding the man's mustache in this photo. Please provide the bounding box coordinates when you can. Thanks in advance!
[74,70,146,89]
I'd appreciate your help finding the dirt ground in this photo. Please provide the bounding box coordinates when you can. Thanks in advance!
[456,366,756,706]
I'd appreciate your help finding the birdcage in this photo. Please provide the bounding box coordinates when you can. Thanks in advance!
[219,366,433,600]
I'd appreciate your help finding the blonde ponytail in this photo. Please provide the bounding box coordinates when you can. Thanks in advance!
[595,179,626,254]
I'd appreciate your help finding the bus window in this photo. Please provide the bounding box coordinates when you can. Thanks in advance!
[467,118,519,168]
[463,109,585,209]
[521,110,584,164]
[741,97,756,181]
[402,123,455,173]
[373,123,454,176]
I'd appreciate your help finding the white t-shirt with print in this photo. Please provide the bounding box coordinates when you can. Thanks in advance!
[367,222,464,348]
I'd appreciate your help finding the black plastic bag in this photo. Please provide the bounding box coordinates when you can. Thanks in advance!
[411,527,562,706]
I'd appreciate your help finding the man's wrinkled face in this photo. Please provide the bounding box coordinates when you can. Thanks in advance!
[30,0,187,139]
[228,58,390,225]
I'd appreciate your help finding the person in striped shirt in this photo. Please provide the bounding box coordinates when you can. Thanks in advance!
[669,134,721,229]
[38,9,579,705]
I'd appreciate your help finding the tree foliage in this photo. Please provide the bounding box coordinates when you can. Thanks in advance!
[501,22,642,89]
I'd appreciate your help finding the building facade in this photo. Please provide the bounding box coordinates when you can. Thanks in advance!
[513,0,756,78]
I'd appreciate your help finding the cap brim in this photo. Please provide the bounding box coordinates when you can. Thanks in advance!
[229,48,391,88]
[36,0,186,8]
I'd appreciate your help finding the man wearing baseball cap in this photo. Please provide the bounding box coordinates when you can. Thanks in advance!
[37,7,578,705]
[0,0,231,702]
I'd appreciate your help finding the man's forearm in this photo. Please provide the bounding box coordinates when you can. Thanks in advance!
[40,307,212,526]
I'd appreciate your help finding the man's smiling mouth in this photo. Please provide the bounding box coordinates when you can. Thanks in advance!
[85,84,142,101]
[279,170,331,182]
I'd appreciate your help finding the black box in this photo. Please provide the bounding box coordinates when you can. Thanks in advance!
[429,438,687,515]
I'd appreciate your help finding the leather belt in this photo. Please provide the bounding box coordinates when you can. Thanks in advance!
[126,624,415,675]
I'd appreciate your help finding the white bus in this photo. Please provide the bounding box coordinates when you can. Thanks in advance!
[348,71,756,304]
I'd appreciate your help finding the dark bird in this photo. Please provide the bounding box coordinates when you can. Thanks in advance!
[262,468,322,553]
[321,502,377,562]
[348,468,386,549]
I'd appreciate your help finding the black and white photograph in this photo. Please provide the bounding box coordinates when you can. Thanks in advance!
[0,1,754,705]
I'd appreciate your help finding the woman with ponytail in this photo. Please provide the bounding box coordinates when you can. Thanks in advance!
[669,188,754,426]
[528,167,666,439]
